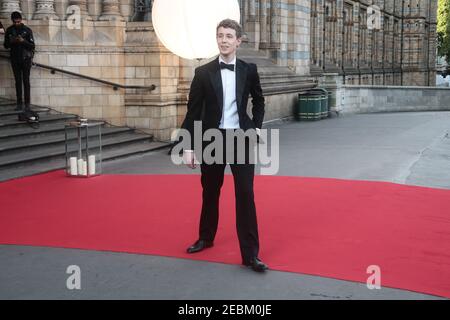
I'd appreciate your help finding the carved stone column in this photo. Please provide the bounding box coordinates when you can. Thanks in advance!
[239,0,245,26]
[243,0,260,48]
[249,0,256,18]
[259,0,268,48]
[99,0,125,21]
[0,0,21,19]
[238,0,249,41]
[269,0,279,48]
[33,0,59,20]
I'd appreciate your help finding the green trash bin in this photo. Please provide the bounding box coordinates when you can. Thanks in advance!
[295,90,326,121]
[309,88,329,119]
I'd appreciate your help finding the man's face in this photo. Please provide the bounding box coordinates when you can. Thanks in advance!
[216,26,241,58]
[13,18,22,27]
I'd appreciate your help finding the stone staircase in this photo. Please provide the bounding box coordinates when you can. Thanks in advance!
[0,48,315,182]
[237,47,317,94]
[0,97,170,182]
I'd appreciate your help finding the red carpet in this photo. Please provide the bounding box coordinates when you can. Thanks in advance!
[1,171,450,298]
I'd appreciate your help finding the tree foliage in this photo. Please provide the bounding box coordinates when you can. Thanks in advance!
[437,0,450,62]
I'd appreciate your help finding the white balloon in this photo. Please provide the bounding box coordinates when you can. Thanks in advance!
[152,0,241,60]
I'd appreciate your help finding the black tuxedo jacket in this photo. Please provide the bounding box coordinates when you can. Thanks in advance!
[180,57,265,149]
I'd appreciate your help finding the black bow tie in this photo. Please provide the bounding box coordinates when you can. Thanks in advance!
[220,62,235,72]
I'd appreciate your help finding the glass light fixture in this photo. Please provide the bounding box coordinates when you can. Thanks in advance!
[152,0,241,60]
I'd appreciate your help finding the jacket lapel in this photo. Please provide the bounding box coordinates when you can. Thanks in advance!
[235,59,248,110]
[207,57,248,116]
[208,57,223,115]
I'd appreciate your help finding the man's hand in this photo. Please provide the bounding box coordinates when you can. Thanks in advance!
[183,150,197,169]
[255,127,265,144]
[11,36,22,44]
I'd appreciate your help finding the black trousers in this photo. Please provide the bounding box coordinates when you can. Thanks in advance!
[198,129,259,263]
[11,59,32,107]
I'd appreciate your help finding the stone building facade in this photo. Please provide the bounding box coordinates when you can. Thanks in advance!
[308,0,438,86]
[0,0,438,141]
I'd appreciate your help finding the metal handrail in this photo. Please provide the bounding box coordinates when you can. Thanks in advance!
[0,53,156,91]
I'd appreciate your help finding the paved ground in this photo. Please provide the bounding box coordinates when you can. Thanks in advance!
[1,111,450,300]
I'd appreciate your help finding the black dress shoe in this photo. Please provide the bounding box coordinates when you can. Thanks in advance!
[186,240,213,254]
[243,257,269,272]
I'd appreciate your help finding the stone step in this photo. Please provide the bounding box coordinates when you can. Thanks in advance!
[260,73,306,79]
[0,120,93,139]
[236,48,318,92]
[0,97,171,181]
[0,120,78,139]
[0,131,154,167]
[0,100,45,107]
[0,102,53,115]
[0,108,51,121]
[0,140,170,182]
[0,113,78,130]
[258,66,295,74]
[239,57,278,66]
[260,76,315,86]
[0,99,14,106]
[0,126,134,152]
[264,83,317,95]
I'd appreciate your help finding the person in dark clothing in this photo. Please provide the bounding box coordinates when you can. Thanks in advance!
[3,12,35,110]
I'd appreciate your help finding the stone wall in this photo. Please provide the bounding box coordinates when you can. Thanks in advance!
[122,21,181,141]
[339,85,450,114]
[242,0,311,74]
[0,18,128,127]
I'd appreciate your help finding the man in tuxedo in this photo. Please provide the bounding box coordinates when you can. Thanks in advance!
[180,19,267,272]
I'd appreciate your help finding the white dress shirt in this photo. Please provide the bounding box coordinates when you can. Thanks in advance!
[218,56,240,129]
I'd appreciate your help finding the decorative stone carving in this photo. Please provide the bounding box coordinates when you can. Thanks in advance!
[0,0,21,19]
[33,0,59,20]
[99,0,125,21]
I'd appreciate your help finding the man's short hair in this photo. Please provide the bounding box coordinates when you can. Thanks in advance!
[216,19,242,39]
[11,11,22,21]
